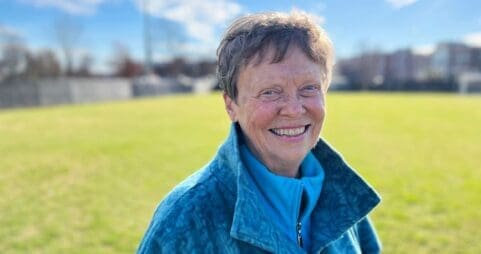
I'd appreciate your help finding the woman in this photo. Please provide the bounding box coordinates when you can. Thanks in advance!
[138,11,381,253]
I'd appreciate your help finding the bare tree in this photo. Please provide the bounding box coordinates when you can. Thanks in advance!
[109,42,143,77]
[24,49,61,78]
[0,39,29,81]
[53,16,82,76]
[77,53,94,76]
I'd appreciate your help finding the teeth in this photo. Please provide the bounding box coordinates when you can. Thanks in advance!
[272,126,306,136]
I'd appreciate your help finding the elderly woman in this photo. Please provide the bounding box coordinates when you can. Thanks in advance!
[138,11,381,253]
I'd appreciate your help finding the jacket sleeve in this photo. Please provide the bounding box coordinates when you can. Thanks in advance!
[136,197,215,254]
[137,224,161,254]
[356,216,382,254]
[137,234,187,254]
[137,208,165,254]
[136,216,192,254]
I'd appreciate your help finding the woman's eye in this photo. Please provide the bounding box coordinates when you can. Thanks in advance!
[300,84,320,96]
[259,89,282,101]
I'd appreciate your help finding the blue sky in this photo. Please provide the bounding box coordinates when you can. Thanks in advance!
[1,0,481,73]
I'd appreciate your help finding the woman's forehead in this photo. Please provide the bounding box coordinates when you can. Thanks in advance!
[246,44,311,66]
[239,49,321,86]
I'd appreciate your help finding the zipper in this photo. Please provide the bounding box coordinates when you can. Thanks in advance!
[296,221,303,247]
[296,185,305,248]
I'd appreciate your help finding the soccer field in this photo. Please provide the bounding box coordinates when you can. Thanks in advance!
[0,93,480,253]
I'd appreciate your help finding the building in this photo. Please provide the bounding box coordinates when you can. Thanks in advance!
[431,42,472,79]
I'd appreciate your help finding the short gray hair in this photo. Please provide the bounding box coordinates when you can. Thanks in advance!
[216,11,334,100]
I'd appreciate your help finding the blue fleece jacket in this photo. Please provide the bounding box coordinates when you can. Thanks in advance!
[138,123,382,253]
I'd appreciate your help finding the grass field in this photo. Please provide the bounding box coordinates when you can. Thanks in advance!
[0,92,480,253]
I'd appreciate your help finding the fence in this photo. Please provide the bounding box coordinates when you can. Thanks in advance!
[0,76,218,109]
[0,78,132,109]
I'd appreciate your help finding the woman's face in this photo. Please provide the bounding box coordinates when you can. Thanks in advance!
[224,46,326,177]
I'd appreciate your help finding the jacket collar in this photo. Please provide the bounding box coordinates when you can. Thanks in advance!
[214,124,297,252]
[309,139,381,252]
[213,123,381,253]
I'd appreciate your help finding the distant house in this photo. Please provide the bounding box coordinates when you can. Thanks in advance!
[458,72,481,94]
[329,70,349,91]
[182,75,217,94]
[431,43,480,80]
[131,74,191,97]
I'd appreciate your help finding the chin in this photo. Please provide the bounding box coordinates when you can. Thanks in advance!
[277,150,308,163]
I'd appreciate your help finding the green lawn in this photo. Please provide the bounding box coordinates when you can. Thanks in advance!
[0,92,480,253]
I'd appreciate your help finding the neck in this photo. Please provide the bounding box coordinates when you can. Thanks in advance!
[261,157,302,178]
[239,126,302,178]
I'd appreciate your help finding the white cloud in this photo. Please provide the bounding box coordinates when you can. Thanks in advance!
[136,0,243,46]
[386,0,419,9]
[309,13,326,26]
[413,44,435,55]
[19,0,110,15]
[290,7,326,25]
[0,25,23,51]
[463,31,481,47]
[0,24,23,39]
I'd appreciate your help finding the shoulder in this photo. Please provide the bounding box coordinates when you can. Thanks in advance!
[152,163,235,230]
[138,162,237,253]
[353,216,382,253]
[321,217,381,254]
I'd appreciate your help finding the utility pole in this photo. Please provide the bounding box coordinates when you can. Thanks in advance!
[143,0,153,74]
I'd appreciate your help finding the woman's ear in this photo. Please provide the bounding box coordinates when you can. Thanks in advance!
[223,93,237,122]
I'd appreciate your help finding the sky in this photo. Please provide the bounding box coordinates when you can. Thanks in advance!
[1,0,481,73]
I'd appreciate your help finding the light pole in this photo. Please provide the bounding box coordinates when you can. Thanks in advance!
[143,0,153,74]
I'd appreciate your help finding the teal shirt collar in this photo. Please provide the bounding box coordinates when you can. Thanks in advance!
[239,143,324,250]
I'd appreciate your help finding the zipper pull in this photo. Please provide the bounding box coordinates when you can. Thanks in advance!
[296,221,303,248]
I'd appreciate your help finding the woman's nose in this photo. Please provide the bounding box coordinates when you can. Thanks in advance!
[279,95,306,117]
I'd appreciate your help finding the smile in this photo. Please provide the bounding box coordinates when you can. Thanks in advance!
[269,125,310,137]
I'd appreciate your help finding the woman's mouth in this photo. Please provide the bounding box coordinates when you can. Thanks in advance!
[269,124,310,137]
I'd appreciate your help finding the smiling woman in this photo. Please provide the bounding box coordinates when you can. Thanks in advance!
[138,11,382,254]
[224,46,326,177]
